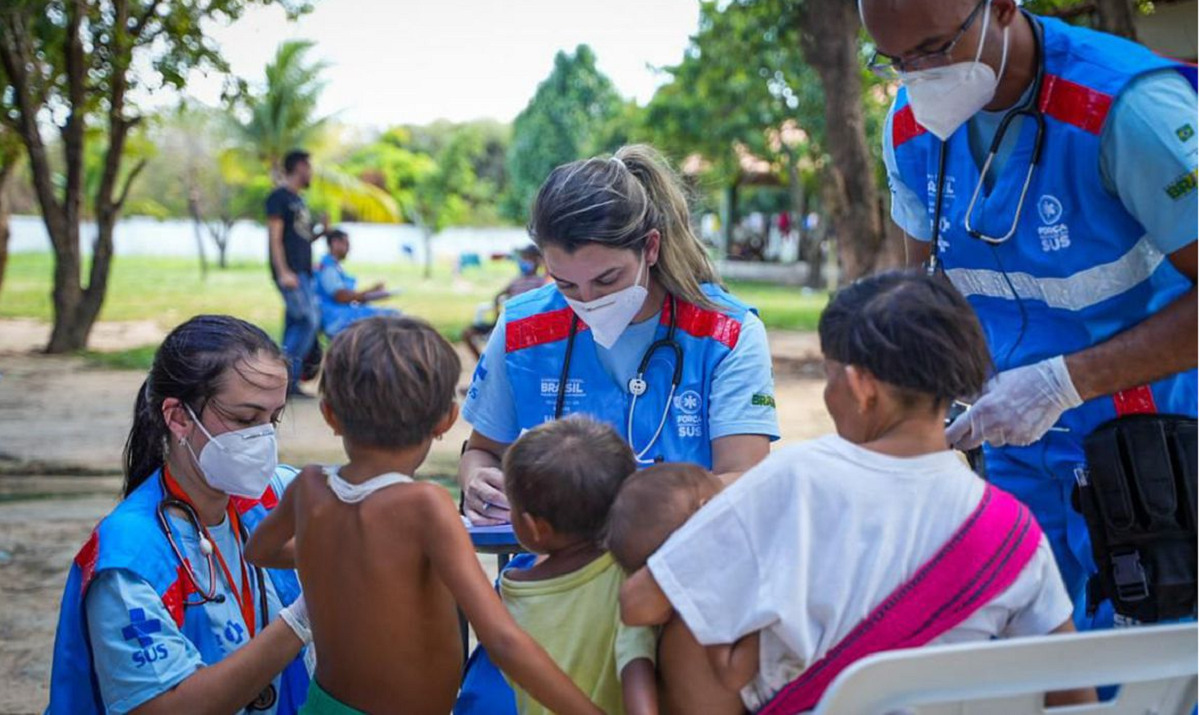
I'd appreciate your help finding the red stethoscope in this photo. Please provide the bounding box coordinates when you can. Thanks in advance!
[156,466,268,639]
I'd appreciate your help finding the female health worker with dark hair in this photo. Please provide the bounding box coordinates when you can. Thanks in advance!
[458,145,781,525]
[46,315,312,715]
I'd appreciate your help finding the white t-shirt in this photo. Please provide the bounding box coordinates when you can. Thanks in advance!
[647,434,1074,710]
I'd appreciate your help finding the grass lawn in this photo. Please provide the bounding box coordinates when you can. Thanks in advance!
[2,252,826,368]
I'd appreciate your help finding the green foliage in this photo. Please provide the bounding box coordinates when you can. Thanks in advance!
[350,122,508,234]
[502,45,625,222]
[231,40,399,223]
[1023,0,1155,19]
[644,0,823,184]
[645,0,894,193]
[233,40,330,172]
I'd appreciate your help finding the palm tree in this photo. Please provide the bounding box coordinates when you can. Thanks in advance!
[234,40,398,222]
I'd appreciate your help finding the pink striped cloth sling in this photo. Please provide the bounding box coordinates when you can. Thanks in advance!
[757,484,1044,715]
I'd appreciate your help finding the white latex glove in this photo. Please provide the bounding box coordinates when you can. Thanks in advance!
[946,355,1082,450]
[278,594,312,646]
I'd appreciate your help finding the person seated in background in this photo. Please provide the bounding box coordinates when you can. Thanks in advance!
[619,271,1096,714]
[496,416,657,715]
[462,244,548,360]
[314,229,400,337]
[245,316,602,715]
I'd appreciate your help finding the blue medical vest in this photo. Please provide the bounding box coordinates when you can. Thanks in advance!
[890,16,1198,438]
[315,254,356,336]
[503,282,754,468]
[46,468,310,714]
[891,16,1198,629]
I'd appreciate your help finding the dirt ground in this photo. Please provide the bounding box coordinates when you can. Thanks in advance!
[0,319,832,713]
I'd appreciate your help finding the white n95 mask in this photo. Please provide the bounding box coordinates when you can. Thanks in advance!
[564,255,650,349]
[185,405,279,498]
[901,4,1009,141]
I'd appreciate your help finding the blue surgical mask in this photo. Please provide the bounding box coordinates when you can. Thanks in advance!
[518,259,537,276]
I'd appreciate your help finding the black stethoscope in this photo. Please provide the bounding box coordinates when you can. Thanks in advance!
[156,476,269,628]
[928,13,1047,274]
[555,295,684,464]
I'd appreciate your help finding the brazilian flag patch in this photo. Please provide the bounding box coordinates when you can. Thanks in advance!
[1165,169,1198,200]
[751,393,776,409]
[1177,124,1195,142]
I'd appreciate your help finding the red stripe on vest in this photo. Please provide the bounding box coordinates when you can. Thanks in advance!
[161,565,198,628]
[505,306,584,353]
[1113,385,1158,416]
[892,105,927,148]
[1038,74,1113,135]
[230,485,278,515]
[75,531,100,597]
[662,298,742,349]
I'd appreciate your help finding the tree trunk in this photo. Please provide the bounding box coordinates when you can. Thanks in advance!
[721,182,738,258]
[0,160,14,296]
[796,1,896,284]
[1096,0,1138,40]
[208,218,233,269]
[0,0,143,353]
[186,186,209,279]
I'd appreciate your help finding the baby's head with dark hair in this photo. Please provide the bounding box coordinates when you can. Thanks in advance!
[818,270,991,413]
[502,417,636,542]
[605,463,723,572]
[320,315,461,449]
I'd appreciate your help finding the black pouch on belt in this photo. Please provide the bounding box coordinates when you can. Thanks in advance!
[1073,414,1197,622]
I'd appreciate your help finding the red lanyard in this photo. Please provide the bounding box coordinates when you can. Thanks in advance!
[164,466,258,638]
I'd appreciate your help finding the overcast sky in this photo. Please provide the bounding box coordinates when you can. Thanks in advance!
[182,0,702,129]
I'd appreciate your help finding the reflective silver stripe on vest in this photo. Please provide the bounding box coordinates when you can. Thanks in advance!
[945,236,1165,312]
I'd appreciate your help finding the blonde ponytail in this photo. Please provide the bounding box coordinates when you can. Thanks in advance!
[615,145,719,309]
[528,143,721,310]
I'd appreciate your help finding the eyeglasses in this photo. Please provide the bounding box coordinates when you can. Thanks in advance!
[868,0,988,80]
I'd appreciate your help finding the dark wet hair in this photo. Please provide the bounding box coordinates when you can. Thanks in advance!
[528,144,719,309]
[283,149,310,175]
[326,229,348,245]
[320,315,460,449]
[124,315,287,496]
[503,416,636,540]
[818,270,991,409]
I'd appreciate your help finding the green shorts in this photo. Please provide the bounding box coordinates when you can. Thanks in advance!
[299,679,367,715]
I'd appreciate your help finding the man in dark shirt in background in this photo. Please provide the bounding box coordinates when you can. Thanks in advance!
[266,149,328,397]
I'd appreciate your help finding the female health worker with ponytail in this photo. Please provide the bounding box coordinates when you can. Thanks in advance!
[459,144,780,525]
[46,315,312,715]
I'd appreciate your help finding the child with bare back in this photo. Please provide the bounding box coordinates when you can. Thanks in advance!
[605,463,757,714]
[246,316,602,715]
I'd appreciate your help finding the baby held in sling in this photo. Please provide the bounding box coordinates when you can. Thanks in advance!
[614,271,1098,713]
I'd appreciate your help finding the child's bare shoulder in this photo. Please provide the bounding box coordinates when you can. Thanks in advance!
[295,464,328,491]
[376,481,458,521]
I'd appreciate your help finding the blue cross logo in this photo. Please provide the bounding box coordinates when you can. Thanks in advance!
[1038,195,1064,226]
[224,620,245,645]
[122,608,162,647]
[674,390,702,415]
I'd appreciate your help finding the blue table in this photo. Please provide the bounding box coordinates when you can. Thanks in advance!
[467,524,521,570]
